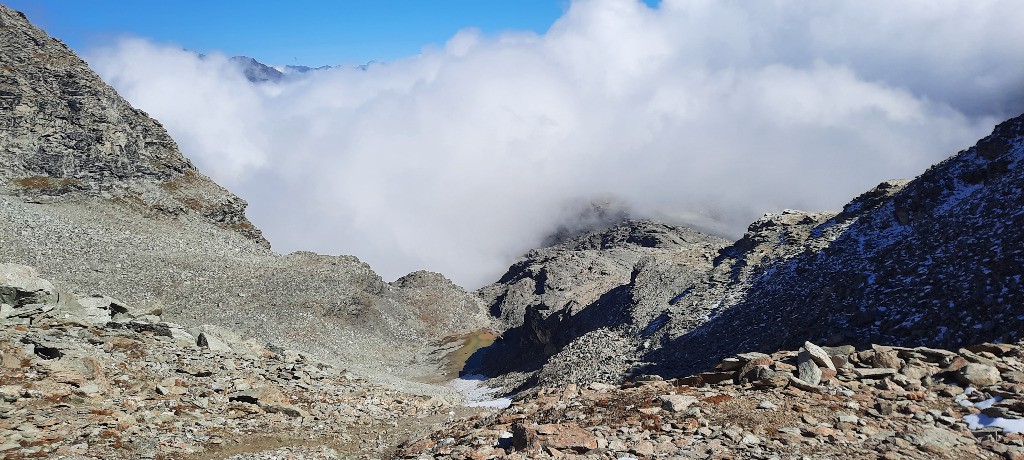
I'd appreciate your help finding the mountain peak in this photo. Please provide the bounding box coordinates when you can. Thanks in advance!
[0,4,267,246]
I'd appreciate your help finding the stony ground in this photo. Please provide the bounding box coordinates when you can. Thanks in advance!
[400,340,1024,459]
[9,264,1024,460]
[0,263,483,459]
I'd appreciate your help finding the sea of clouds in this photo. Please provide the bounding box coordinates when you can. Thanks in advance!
[86,0,1024,288]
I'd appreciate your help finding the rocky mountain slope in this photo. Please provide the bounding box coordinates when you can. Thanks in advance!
[472,114,1024,391]
[0,4,490,388]
[5,2,1024,458]
[642,114,1024,377]
[0,7,265,245]
[472,221,727,388]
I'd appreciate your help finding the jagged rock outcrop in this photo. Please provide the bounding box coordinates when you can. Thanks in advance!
[475,115,1024,391]
[392,270,491,338]
[473,221,727,384]
[0,5,268,245]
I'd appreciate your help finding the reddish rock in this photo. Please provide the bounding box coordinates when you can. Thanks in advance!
[543,424,598,454]
[675,375,704,387]
[944,356,969,373]
[511,422,540,452]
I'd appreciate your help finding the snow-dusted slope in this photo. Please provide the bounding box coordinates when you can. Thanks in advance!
[648,114,1024,375]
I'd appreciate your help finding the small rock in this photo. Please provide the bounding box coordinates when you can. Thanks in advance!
[660,394,699,412]
[872,346,904,369]
[854,368,898,379]
[197,332,232,353]
[631,440,655,456]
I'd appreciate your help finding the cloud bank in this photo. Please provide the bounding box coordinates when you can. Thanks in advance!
[86,0,1024,288]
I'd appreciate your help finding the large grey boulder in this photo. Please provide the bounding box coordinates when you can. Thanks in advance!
[957,363,1001,387]
[0,263,57,307]
[45,293,131,325]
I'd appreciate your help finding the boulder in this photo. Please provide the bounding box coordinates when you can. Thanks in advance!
[228,386,308,418]
[659,394,699,412]
[967,343,1015,357]
[872,345,905,369]
[197,332,233,353]
[803,342,837,371]
[787,376,826,394]
[736,355,773,384]
[541,423,598,453]
[192,324,264,356]
[0,264,57,307]
[46,294,131,325]
[797,349,822,385]
[957,363,1001,387]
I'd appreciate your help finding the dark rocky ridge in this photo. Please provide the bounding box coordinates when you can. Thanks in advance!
[645,114,1024,376]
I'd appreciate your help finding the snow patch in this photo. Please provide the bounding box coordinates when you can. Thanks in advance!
[449,375,512,408]
[963,414,1024,434]
[975,396,1003,410]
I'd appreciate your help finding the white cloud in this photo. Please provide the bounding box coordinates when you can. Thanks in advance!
[86,0,1022,288]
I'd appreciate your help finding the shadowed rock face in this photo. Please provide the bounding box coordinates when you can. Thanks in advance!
[0,5,266,245]
[644,114,1024,377]
[472,221,728,383]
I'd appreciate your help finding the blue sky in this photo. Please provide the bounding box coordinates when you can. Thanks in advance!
[4,0,591,66]
[8,0,1020,286]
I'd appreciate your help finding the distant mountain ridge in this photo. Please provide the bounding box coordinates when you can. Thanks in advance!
[222,55,372,83]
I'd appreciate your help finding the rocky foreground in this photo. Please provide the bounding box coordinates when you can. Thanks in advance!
[400,338,1024,459]
[1,263,480,459]
[8,259,1024,460]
